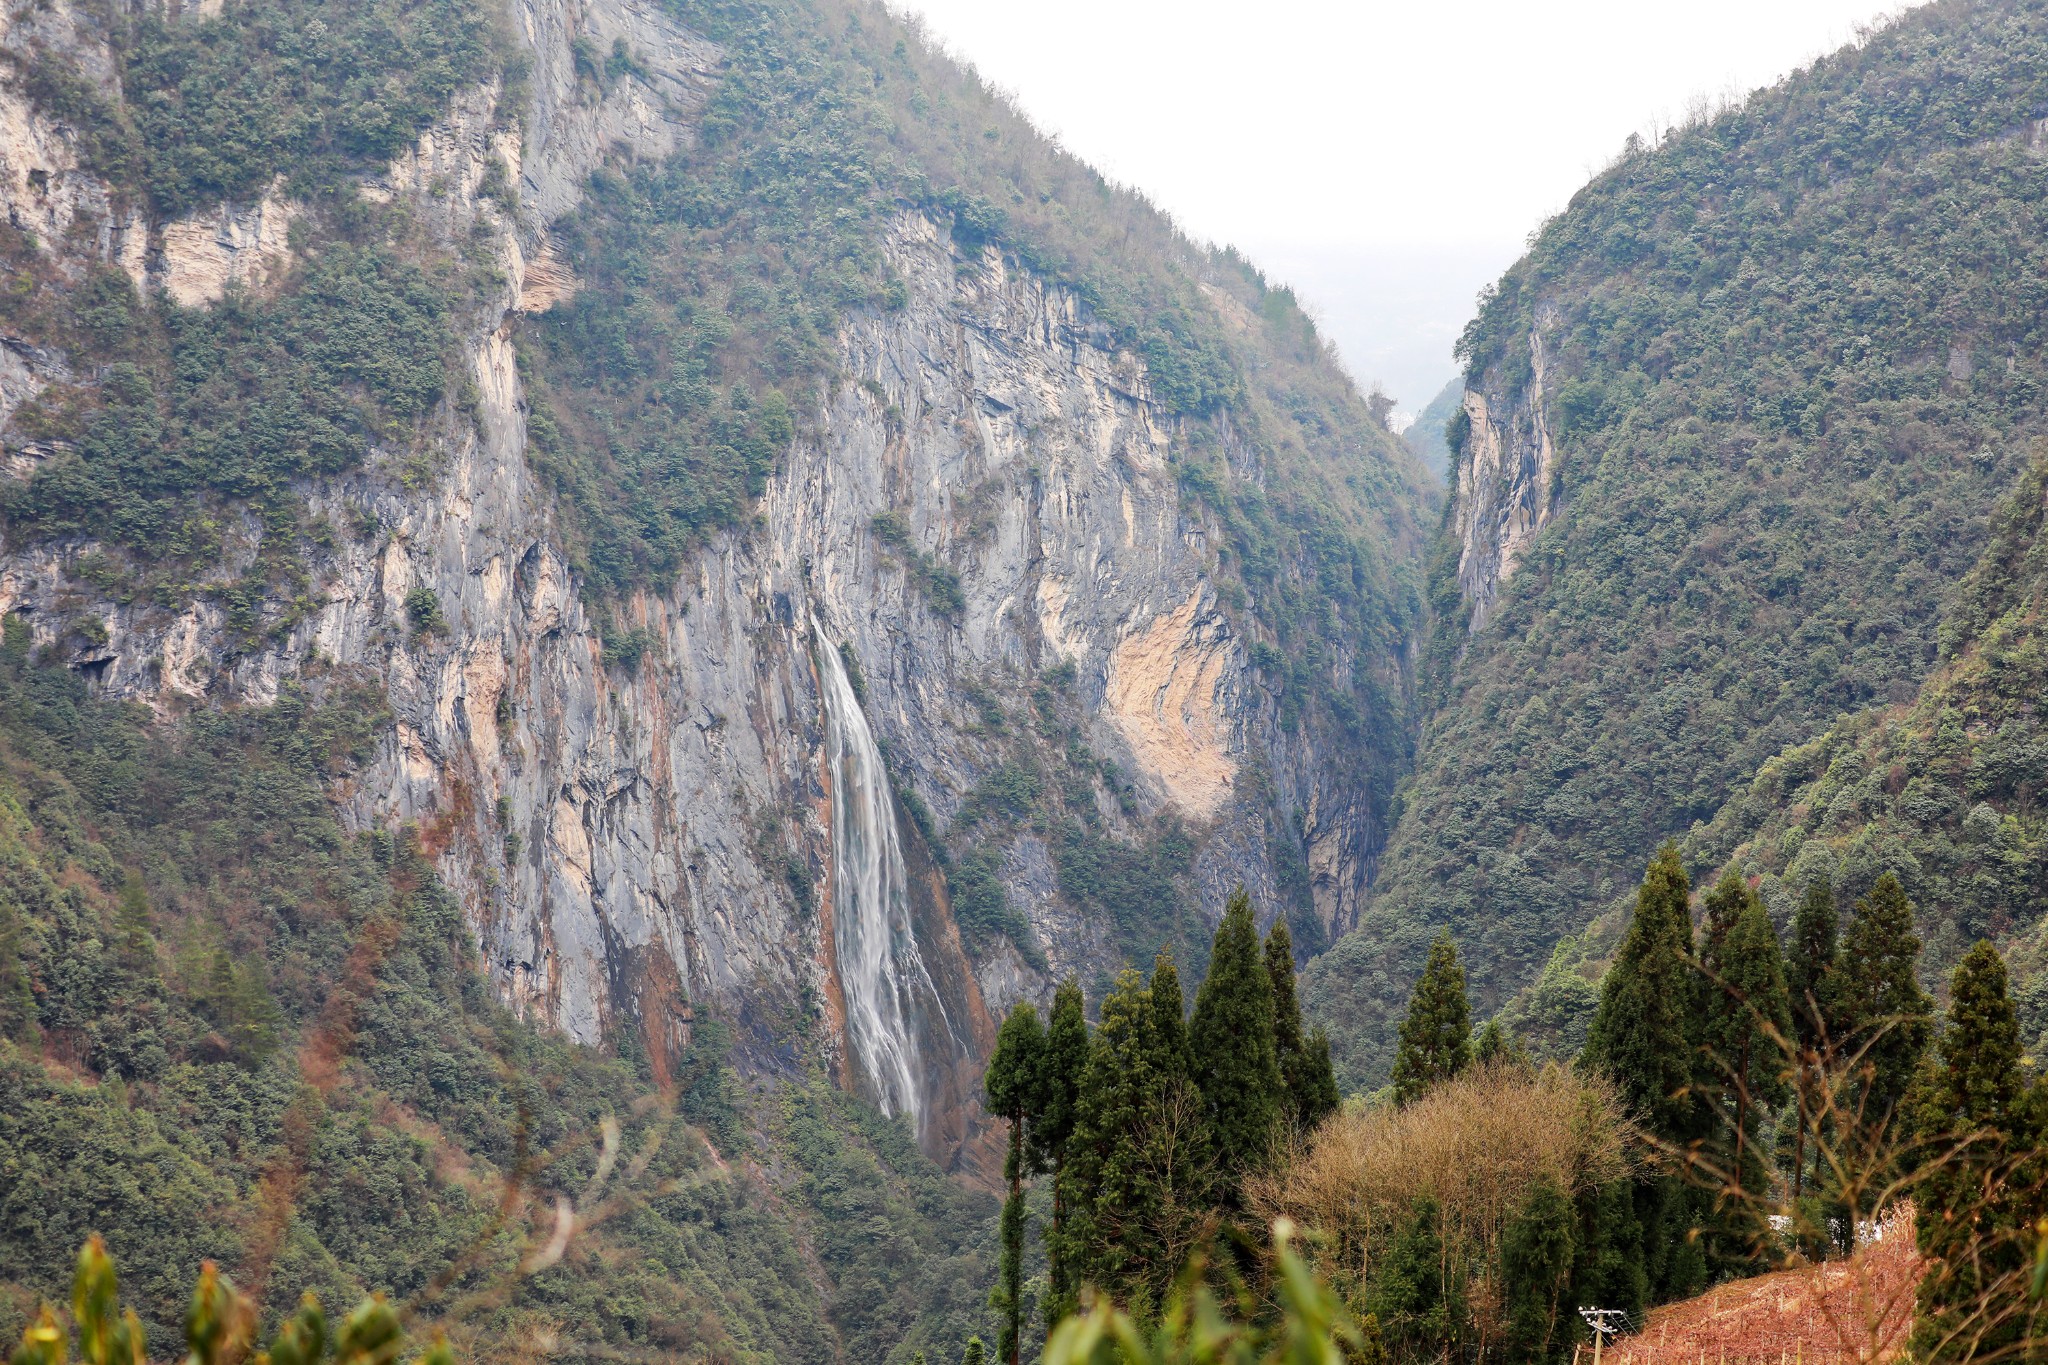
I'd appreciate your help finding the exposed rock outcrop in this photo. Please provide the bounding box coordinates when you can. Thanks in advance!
[1450,309,1561,630]
[0,0,1413,1169]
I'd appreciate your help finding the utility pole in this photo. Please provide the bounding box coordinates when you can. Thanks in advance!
[1580,1307,1628,1365]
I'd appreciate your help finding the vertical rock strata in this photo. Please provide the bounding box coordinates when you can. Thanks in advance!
[0,0,1413,1163]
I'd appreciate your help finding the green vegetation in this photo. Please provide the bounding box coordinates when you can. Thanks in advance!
[518,0,1430,903]
[1266,843,2044,1364]
[1387,930,1471,1105]
[1307,0,2048,1089]
[981,895,1333,1339]
[1692,454,2048,1018]
[21,0,496,215]
[10,1236,453,1365]
[0,618,996,1361]
[1909,943,2048,1363]
[1401,378,1463,483]
[0,0,496,641]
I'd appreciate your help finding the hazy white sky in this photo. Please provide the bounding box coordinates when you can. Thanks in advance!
[893,0,1912,410]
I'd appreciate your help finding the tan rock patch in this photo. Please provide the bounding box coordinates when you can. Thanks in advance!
[1102,594,1237,819]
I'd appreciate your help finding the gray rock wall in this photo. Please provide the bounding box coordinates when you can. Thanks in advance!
[0,0,1409,1166]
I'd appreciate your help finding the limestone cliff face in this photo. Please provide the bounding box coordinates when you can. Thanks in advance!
[1449,306,1562,631]
[0,0,1409,1167]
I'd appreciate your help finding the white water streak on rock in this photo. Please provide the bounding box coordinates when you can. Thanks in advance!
[815,617,956,1133]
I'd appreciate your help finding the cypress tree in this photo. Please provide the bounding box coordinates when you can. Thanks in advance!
[1036,979,1089,1330]
[1834,873,1932,1133]
[1503,1176,1579,1365]
[1909,941,2046,1364]
[1366,1198,1465,1360]
[1294,1024,1341,1133]
[1149,950,1191,1084]
[1582,844,1698,1144]
[1059,968,1172,1313]
[1786,876,1840,1055]
[1266,918,1339,1132]
[984,1003,1046,1365]
[1695,873,1792,1269]
[1189,887,1282,1187]
[961,1337,985,1365]
[1474,1018,1528,1066]
[1784,876,1839,1201]
[1148,948,1216,1243]
[1581,844,1707,1303]
[1390,930,1471,1105]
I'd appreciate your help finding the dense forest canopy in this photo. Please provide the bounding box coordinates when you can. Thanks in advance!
[1306,0,2048,1088]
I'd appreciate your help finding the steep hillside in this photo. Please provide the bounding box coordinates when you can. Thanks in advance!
[1689,453,2048,1051]
[0,0,1428,1351]
[1306,0,2048,1086]
[0,626,998,1360]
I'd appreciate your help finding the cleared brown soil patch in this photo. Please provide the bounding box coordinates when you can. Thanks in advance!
[1600,1212,1921,1365]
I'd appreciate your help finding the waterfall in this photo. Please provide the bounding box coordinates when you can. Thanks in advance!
[813,619,952,1133]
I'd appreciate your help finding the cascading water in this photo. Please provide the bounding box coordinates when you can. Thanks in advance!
[813,618,954,1134]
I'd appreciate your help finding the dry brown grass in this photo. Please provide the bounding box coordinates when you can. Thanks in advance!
[1246,1059,1634,1310]
[1606,1208,1923,1365]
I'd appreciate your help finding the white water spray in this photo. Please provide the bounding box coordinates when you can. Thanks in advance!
[813,619,951,1132]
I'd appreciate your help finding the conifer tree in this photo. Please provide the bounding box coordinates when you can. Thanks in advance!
[961,1336,986,1365]
[1581,844,1707,1303]
[985,1002,1046,1365]
[1265,919,1339,1132]
[1474,1018,1528,1066]
[1149,950,1191,1085]
[1366,1197,1465,1359]
[1189,887,1282,1187]
[1296,1026,1341,1130]
[1037,979,1089,1329]
[1909,941,2047,1364]
[1785,876,1839,1201]
[1786,876,1840,1055]
[1834,873,1932,1132]
[1390,931,1471,1105]
[1059,969,1173,1313]
[1695,872,1792,1268]
[1582,844,1698,1143]
[1503,1176,1578,1365]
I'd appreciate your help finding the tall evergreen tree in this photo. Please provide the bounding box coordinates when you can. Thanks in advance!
[1695,872,1792,1269]
[1266,918,1340,1132]
[1583,844,1699,1143]
[1909,941,2047,1364]
[1149,949,1192,1085]
[1189,887,1282,1188]
[1502,1176,1579,1365]
[1390,930,1471,1105]
[961,1336,986,1365]
[1581,844,1707,1303]
[1834,873,1933,1133]
[1785,876,1839,1201]
[1061,968,1207,1316]
[1366,1198,1466,1360]
[1786,876,1840,1055]
[984,1002,1046,1365]
[1036,979,1089,1330]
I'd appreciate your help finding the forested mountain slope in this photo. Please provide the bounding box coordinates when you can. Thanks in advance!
[1688,452,2048,1054]
[1305,0,2048,1087]
[0,0,1430,1354]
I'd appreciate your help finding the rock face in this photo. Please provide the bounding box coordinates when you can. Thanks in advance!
[0,0,1414,1169]
[1449,309,1560,631]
